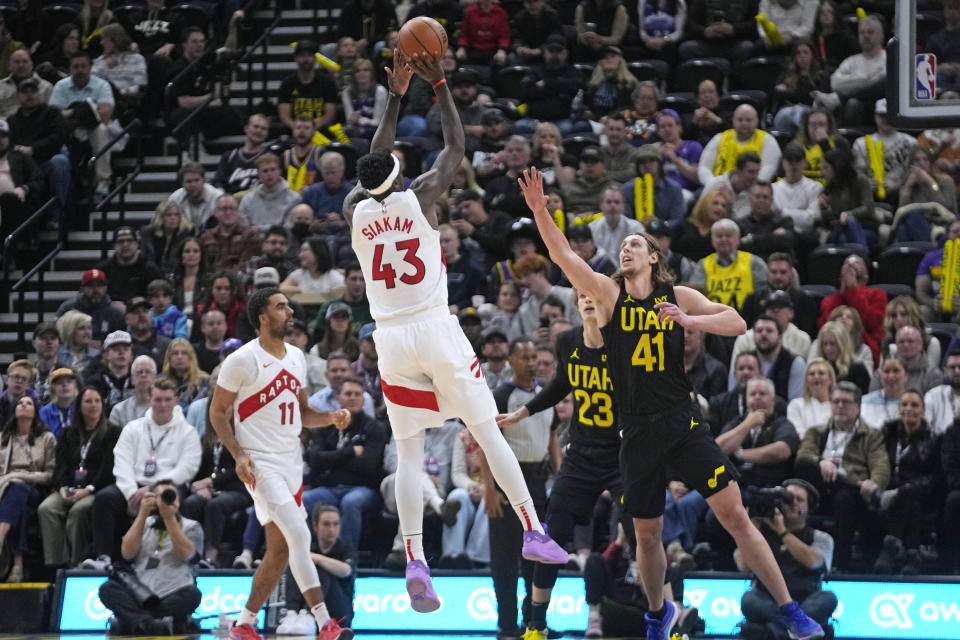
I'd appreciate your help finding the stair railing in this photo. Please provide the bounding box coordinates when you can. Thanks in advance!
[88,118,143,259]
[9,239,64,346]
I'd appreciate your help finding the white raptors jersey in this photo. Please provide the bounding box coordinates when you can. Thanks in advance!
[217,339,306,454]
[352,189,448,322]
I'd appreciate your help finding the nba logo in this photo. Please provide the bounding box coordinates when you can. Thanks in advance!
[916,54,936,101]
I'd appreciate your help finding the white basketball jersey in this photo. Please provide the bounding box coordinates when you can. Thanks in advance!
[352,189,448,322]
[217,339,306,454]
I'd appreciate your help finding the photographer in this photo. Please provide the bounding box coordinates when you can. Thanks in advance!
[98,479,203,635]
[737,479,837,640]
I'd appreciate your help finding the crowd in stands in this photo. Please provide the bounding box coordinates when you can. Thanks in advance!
[0,1,959,633]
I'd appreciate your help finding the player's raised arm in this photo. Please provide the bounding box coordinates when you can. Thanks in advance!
[407,53,464,214]
[299,388,351,429]
[370,49,413,153]
[519,167,617,305]
[661,285,747,336]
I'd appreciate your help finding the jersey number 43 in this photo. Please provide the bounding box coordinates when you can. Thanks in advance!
[372,240,426,289]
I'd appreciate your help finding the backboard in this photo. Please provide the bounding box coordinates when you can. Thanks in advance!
[887,0,960,128]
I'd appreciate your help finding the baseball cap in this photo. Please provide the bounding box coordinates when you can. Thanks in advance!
[544,34,567,51]
[482,108,507,125]
[293,39,318,56]
[875,98,887,114]
[481,328,508,345]
[567,225,593,241]
[580,146,603,162]
[81,269,107,285]
[782,142,806,162]
[17,77,38,92]
[457,307,482,324]
[112,226,137,243]
[220,338,243,354]
[126,296,150,311]
[326,301,352,320]
[33,322,58,339]
[635,145,660,162]
[645,218,669,238]
[49,368,76,383]
[765,290,794,308]
[253,267,280,287]
[450,70,478,87]
[358,322,376,341]
[103,330,132,349]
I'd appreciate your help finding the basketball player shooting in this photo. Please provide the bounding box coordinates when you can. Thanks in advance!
[209,288,353,640]
[340,51,568,613]
[519,167,825,640]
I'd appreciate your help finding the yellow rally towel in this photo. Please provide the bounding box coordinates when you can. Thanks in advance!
[552,209,566,235]
[756,14,784,47]
[633,174,655,221]
[865,135,886,200]
[289,41,342,72]
[942,238,960,312]
[856,7,867,20]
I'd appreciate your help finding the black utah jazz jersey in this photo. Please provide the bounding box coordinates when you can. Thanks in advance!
[524,328,620,449]
[600,282,692,419]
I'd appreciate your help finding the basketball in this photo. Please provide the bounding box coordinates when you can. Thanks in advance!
[398,16,448,62]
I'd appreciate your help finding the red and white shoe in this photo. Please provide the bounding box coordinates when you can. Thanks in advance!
[319,617,354,640]
[229,623,264,640]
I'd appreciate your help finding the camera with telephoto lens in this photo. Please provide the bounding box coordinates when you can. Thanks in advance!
[750,486,794,519]
[108,563,161,612]
[160,488,177,505]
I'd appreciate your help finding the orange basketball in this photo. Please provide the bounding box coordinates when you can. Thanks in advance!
[398,16,448,62]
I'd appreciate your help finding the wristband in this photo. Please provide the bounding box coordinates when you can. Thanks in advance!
[432,78,447,90]
[779,531,790,540]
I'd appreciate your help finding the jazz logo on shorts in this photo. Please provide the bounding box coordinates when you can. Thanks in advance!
[707,465,725,489]
[916,54,936,101]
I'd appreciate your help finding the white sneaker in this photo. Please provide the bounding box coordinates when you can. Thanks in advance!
[78,554,111,571]
[586,610,603,638]
[292,610,317,635]
[276,609,299,635]
[232,550,253,569]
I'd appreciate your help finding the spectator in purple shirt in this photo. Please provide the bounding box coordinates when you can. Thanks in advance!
[654,108,702,197]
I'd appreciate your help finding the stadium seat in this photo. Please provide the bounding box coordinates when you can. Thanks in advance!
[929,322,958,364]
[768,130,795,149]
[392,141,422,180]
[628,60,668,88]
[493,66,528,101]
[325,143,358,181]
[800,284,837,311]
[873,283,915,300]
[42,4,82,42]
[916,12,945,46]
[562,135,600,159]
[573,63,594,75]
[875,242,936,286]
[806,244,869,286]
[807,244,870,285]
[169,1,216,31]
[671,59,726,94]
[719,91,767,117]
[730,57,782,97]
[661,93,696,117]
[836,127,867,147]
